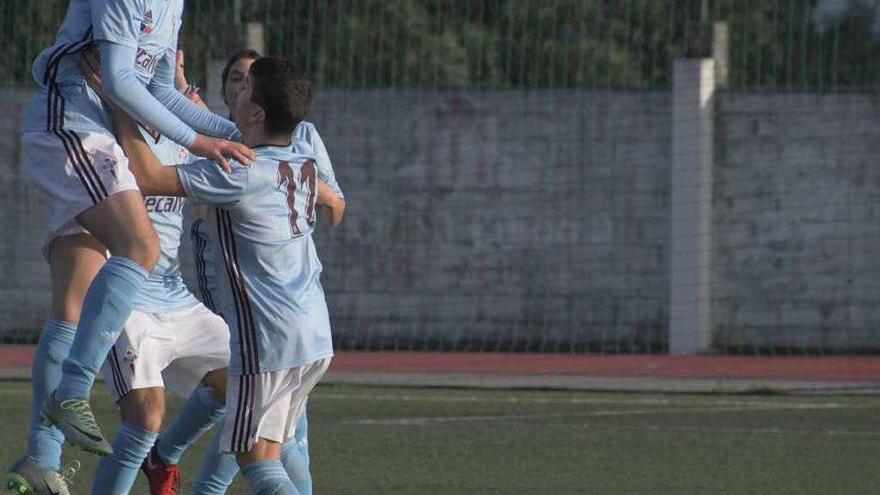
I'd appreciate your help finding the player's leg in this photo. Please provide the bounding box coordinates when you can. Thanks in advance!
[190,429,239,495]
[189,405,312,495]
[92,312,171,494]
[142,306,230,494]
[43,140,161,455]
[237,441,295,495]
[188,404,312,494]
[224,358,331,495]
[22,77,158,452]
[155,370,227,469]
[223,375,297,495]
[91,387,163,495]
[52,188,159,400]
[144,370,226,495]
[275,368,326,495]
[282,407,312,495]
[8,233,105,495]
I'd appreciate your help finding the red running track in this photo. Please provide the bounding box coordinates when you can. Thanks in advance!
[2,346,879,382]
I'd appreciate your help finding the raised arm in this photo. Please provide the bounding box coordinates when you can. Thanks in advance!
[78,44,184,196]
[147,49,240,141]
[99,41,197,147]
[99,42,252,172]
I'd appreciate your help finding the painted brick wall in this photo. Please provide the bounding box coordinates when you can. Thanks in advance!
[713,92,880,351]
[1,87,875,352]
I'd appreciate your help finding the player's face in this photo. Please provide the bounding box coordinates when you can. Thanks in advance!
[223,57,256,110]
[231,73,257,127]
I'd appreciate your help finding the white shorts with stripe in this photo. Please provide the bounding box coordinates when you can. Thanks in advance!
[102,303,230,402]
[220,357,331,453]
[21,128,139,256]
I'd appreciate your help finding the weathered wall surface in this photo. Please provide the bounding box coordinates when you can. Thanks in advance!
[1,87,876,352]
[713,92,880,351]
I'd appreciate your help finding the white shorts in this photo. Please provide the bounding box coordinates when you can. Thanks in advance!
[21,129,139,256]
[220,357,331,453]
[102,303,230,402]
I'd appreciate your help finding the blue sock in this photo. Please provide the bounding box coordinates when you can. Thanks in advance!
[26,320,76,471]
[190,416,312,495]
[282,411,312,495]
[55,257,149,400]
[157,386,225,466]
[190,414,311,495]
[190,428,239,495]
[241,460,298,495]
[91,422,157,495]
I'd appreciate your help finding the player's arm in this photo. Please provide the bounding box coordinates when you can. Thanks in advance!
[89,0,252,172]
[148,49,241,143]
[78,46,183,196]
[111,104,247,206]
[298,123,345,197]
[111,104,186,197]
[317,179,345,226]
[295,124,346,225]
[98,42,252,173]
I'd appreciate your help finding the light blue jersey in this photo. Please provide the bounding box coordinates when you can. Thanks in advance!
[178,144,334,375]
[295,122,344,198]
[130,128,199,313]
[23,0,237,147]
[32,0,182,89]
[190,121,343,315]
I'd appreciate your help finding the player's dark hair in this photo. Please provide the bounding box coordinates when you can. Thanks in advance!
[220,49,261,95]
[249,57,312,136]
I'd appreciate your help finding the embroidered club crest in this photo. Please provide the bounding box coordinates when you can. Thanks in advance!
[93,150,118,180]
[124,347,138,373]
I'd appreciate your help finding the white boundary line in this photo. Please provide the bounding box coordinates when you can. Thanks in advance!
[317,391,865,410]
[342,402,852,426]
[563,424,880,437]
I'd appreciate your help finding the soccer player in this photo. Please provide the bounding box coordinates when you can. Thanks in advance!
[109,56,344,494]
[88,121,231,495]
[179,48,344,495]
[18,0,255,463]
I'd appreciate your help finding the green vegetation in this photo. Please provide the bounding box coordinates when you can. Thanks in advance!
[1,1,878,89]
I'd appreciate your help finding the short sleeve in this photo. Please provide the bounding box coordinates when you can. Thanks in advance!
[295,122,344,197]
[177,159,249,207]
[91,0,144,48]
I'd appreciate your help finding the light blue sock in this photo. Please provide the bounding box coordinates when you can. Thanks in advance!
[190,428,239,495]
[191,411,311,495]
[91,422,157,495]
[157,386,225,466]
[26,320,76,471]
[55,257,149,400]
[241,460,298,495]
[282,411,312,495]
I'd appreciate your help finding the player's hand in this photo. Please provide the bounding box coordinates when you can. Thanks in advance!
[189,134,255,173]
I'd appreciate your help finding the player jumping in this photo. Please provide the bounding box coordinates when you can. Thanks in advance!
[11,0,253,492]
